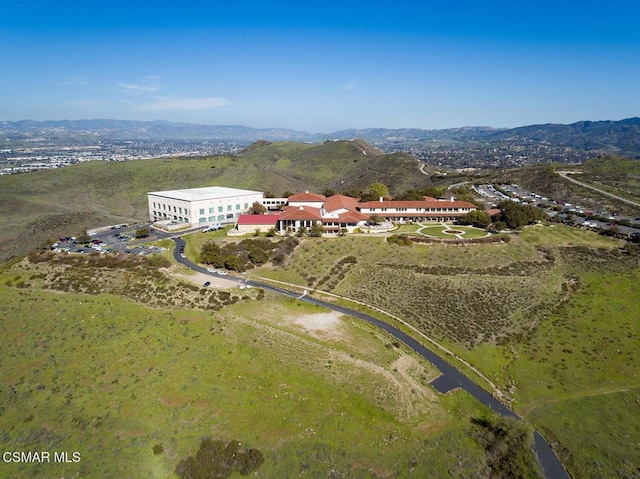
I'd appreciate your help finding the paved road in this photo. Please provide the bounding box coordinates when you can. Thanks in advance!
[172,238,570,479]
[558,171,640,209]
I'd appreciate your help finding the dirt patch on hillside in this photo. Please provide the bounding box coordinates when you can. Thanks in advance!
[284,311,344,339]
[172,271,237,289]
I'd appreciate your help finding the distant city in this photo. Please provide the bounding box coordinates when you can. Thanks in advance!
[2,117,638,175]
[0,139,249,175]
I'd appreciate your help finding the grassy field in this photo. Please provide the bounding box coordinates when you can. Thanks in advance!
[252,223,640,477]
[580,154,640,199]
[0,256,497,478]
[528,388,640,479]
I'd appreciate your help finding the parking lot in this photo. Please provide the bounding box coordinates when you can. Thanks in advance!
[50,224,167,256]
[475,184,640,237]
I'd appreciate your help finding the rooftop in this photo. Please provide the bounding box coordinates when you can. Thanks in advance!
[148,186,262,202]
[236,214,280,226]
[288,191,326,202]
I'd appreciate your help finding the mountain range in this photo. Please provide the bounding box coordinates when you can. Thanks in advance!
[2,117,639,158]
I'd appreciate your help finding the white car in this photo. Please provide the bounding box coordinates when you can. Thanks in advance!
[207,268,216,273]
[217,270,227,276]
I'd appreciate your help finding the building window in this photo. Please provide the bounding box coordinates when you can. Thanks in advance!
[209,207,214,214]
[179,207,182,214]
[174,206,177,212]
[218,215,225,221]
[218,206,223,212]
[209,216,215,222]
[199,217,206,224]
[244,203,249,209]
[235,204,240,210]
[227,205,232,211]
[199,208,205,215]
[226,213,234,219]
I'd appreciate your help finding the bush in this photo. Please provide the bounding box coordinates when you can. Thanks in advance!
[469,415,540,479]
[135,227,150,238]
[175,439,264,479]
[387,235,413,246]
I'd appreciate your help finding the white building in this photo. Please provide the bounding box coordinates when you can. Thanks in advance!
[148,187,263,227]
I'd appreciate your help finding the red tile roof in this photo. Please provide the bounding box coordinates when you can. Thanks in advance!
[288,192,326,202]
[236,214,280,226]
[366,212,469,218]
[337,211,368,222]
[358,199,476,209]
[323,194,360,212]
[279,206,323,221]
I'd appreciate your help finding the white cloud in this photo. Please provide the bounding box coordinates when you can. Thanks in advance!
[134,96,230,111]
[59,78,90,86]
[118,83,160,93]
[344,83,356,91]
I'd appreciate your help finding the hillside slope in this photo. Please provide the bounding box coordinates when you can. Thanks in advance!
[0,140,431,261]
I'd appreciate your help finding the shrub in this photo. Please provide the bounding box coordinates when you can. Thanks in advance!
[175,439,264,479]
[469,415,540,479]
[387,235,413,246]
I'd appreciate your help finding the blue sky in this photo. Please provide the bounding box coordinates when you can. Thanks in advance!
[2,0,639,131]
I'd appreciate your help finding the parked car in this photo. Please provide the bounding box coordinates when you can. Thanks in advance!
[203,281,211,287]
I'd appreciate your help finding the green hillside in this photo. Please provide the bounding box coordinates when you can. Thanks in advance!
[0,140,432,261]
[0,254,495,478]
[252,225,639,478]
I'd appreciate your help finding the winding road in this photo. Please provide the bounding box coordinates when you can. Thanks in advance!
[172,237,570,479]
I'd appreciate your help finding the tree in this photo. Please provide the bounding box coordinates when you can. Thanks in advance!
[135,226,150,238]
[282,191,294,198]
[309,222,324,237]
[248,201,267,215]
[265,227,277,237]
[460,210,491,228]
[491,221,507,232]
[322,188,336,197]
[368,182,389,200]
[200,241,224,267]
[76,230,91,244]
[297,226,307,237]
[421,186,446,198]
[367,214,383,226]
[494,201,547,230]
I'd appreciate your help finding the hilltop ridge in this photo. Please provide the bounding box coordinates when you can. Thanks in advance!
[2,117,639,158]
